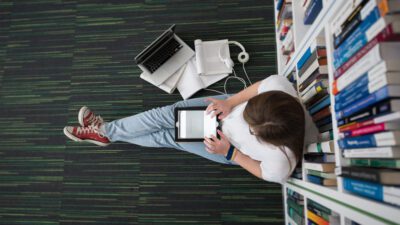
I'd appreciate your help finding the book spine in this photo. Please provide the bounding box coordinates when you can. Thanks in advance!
[333,44,382,95]
[307,204,330,221]
[335,75,392,112]
[334,24,399,79]
[340,167,380,183]
[307,174,323,185]
[350,158,399,168]
[338,133,378,149]
[336,86,390,120]
[299,60,320,84]
[309,96,330,115]
[307,210,329,225]
[341,123,386,138]
[312,106,330,122]
[316,116,332,127]
[343,147,397,158]
[342,177,383,201]
[302,82,326,103]
[299,73,327,93]
[318,130,334,142]
[335,69,392,105]
[304,0,323,25]
[307,141,334,153]
[308,199,332,214]
[338,100,394,128]
[333,6,381,69]
[330,0,364,35]
[299,51,318,77]
[297,48,312,70]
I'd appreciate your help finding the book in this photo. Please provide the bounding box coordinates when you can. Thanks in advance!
[342,177,400,206]
[287,198,304,217]
[335,73,400,112]
[350,158,400,169]
[299,73,328,93]
[338,131,400,149]
[318,123,332,133]
[304,0,323,25]
[337,99,400,128]
[333,0,370,49]
[334,23,400,79]
[307,210,329,225]
[333,43,400,95]
[195,39,232,76]
[307,174,337,186]
[304,153,335,163]
[309,95,330,115]
[341,166,400,185]
[301,80,328,104]
[306,169,336,179]
[299,50,327,78]
[340,122,400,138]
[336,85,400,120]
[176,57,228,99]
[308,199,331,215]
[333,5,400,69]
[312,106,330,122]
[288,205,304,225]
[315,116,331,128]
[343,146,400,158]
[307,205,337,223]
[298,62,328,85]
[306,140,334,153]
[335,71,400,106]
[297,40,325,70]
[141,63,187,94]
[304,162,335,172]
[318,130,334,142]
[330,0,364,36]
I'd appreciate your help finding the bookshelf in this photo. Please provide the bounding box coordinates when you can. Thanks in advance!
[274,0,400,224]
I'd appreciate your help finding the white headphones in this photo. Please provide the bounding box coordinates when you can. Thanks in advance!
[218,41,250,68]
[203,40,252,95]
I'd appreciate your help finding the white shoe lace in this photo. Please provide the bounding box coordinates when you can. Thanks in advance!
[87,113,104,127]
[76,125,106,138]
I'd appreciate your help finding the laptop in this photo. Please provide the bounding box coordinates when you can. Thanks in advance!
[135,25,194,86]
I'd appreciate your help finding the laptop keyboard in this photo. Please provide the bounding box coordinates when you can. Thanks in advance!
[143,38,183,73]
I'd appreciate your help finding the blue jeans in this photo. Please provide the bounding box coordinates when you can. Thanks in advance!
[102,95,238,165]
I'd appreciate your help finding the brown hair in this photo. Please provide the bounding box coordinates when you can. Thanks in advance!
[243,91,305,170]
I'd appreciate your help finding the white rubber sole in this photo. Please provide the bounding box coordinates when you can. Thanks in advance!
[63,127,109,147]
[78,106,88,127]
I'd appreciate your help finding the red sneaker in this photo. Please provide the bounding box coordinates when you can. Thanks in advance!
[63,125,110,146]
[78,106,104,127]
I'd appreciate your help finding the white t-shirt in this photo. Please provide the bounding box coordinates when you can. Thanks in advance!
[221,75,318,184]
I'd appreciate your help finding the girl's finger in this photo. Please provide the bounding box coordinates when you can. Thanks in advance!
[217,130,226,139]
[205,147,214,153]
[203,140,213,149]
[210,135,218,142]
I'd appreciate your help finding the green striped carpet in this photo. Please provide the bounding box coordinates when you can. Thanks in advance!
[0,0,282,224]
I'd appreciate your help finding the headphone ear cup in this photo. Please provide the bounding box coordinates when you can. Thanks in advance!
[225,58,234,68]
[238,52,249,64]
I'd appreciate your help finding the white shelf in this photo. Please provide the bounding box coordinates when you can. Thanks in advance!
[276,1,400,223]
[285,179,400,225]
[278,0,345,78]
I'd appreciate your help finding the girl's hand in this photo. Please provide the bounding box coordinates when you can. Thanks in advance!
[205,98,232,120]
[204,130,231,156]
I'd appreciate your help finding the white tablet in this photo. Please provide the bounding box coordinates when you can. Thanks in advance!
[174,107,220,142]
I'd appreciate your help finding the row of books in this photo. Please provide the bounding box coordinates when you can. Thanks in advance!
[302,0,323,25]
[296,35,336,187]
[307,199,340,225]
[287,188,304,225]
[276,0,295,65]
[331,0,400,207]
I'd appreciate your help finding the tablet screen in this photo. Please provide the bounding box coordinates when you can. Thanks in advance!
[178,110,217,139]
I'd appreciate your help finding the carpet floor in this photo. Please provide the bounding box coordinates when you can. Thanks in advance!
[0,0,282,224]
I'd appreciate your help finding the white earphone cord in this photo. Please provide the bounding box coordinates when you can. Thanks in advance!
[205,41,252,95]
